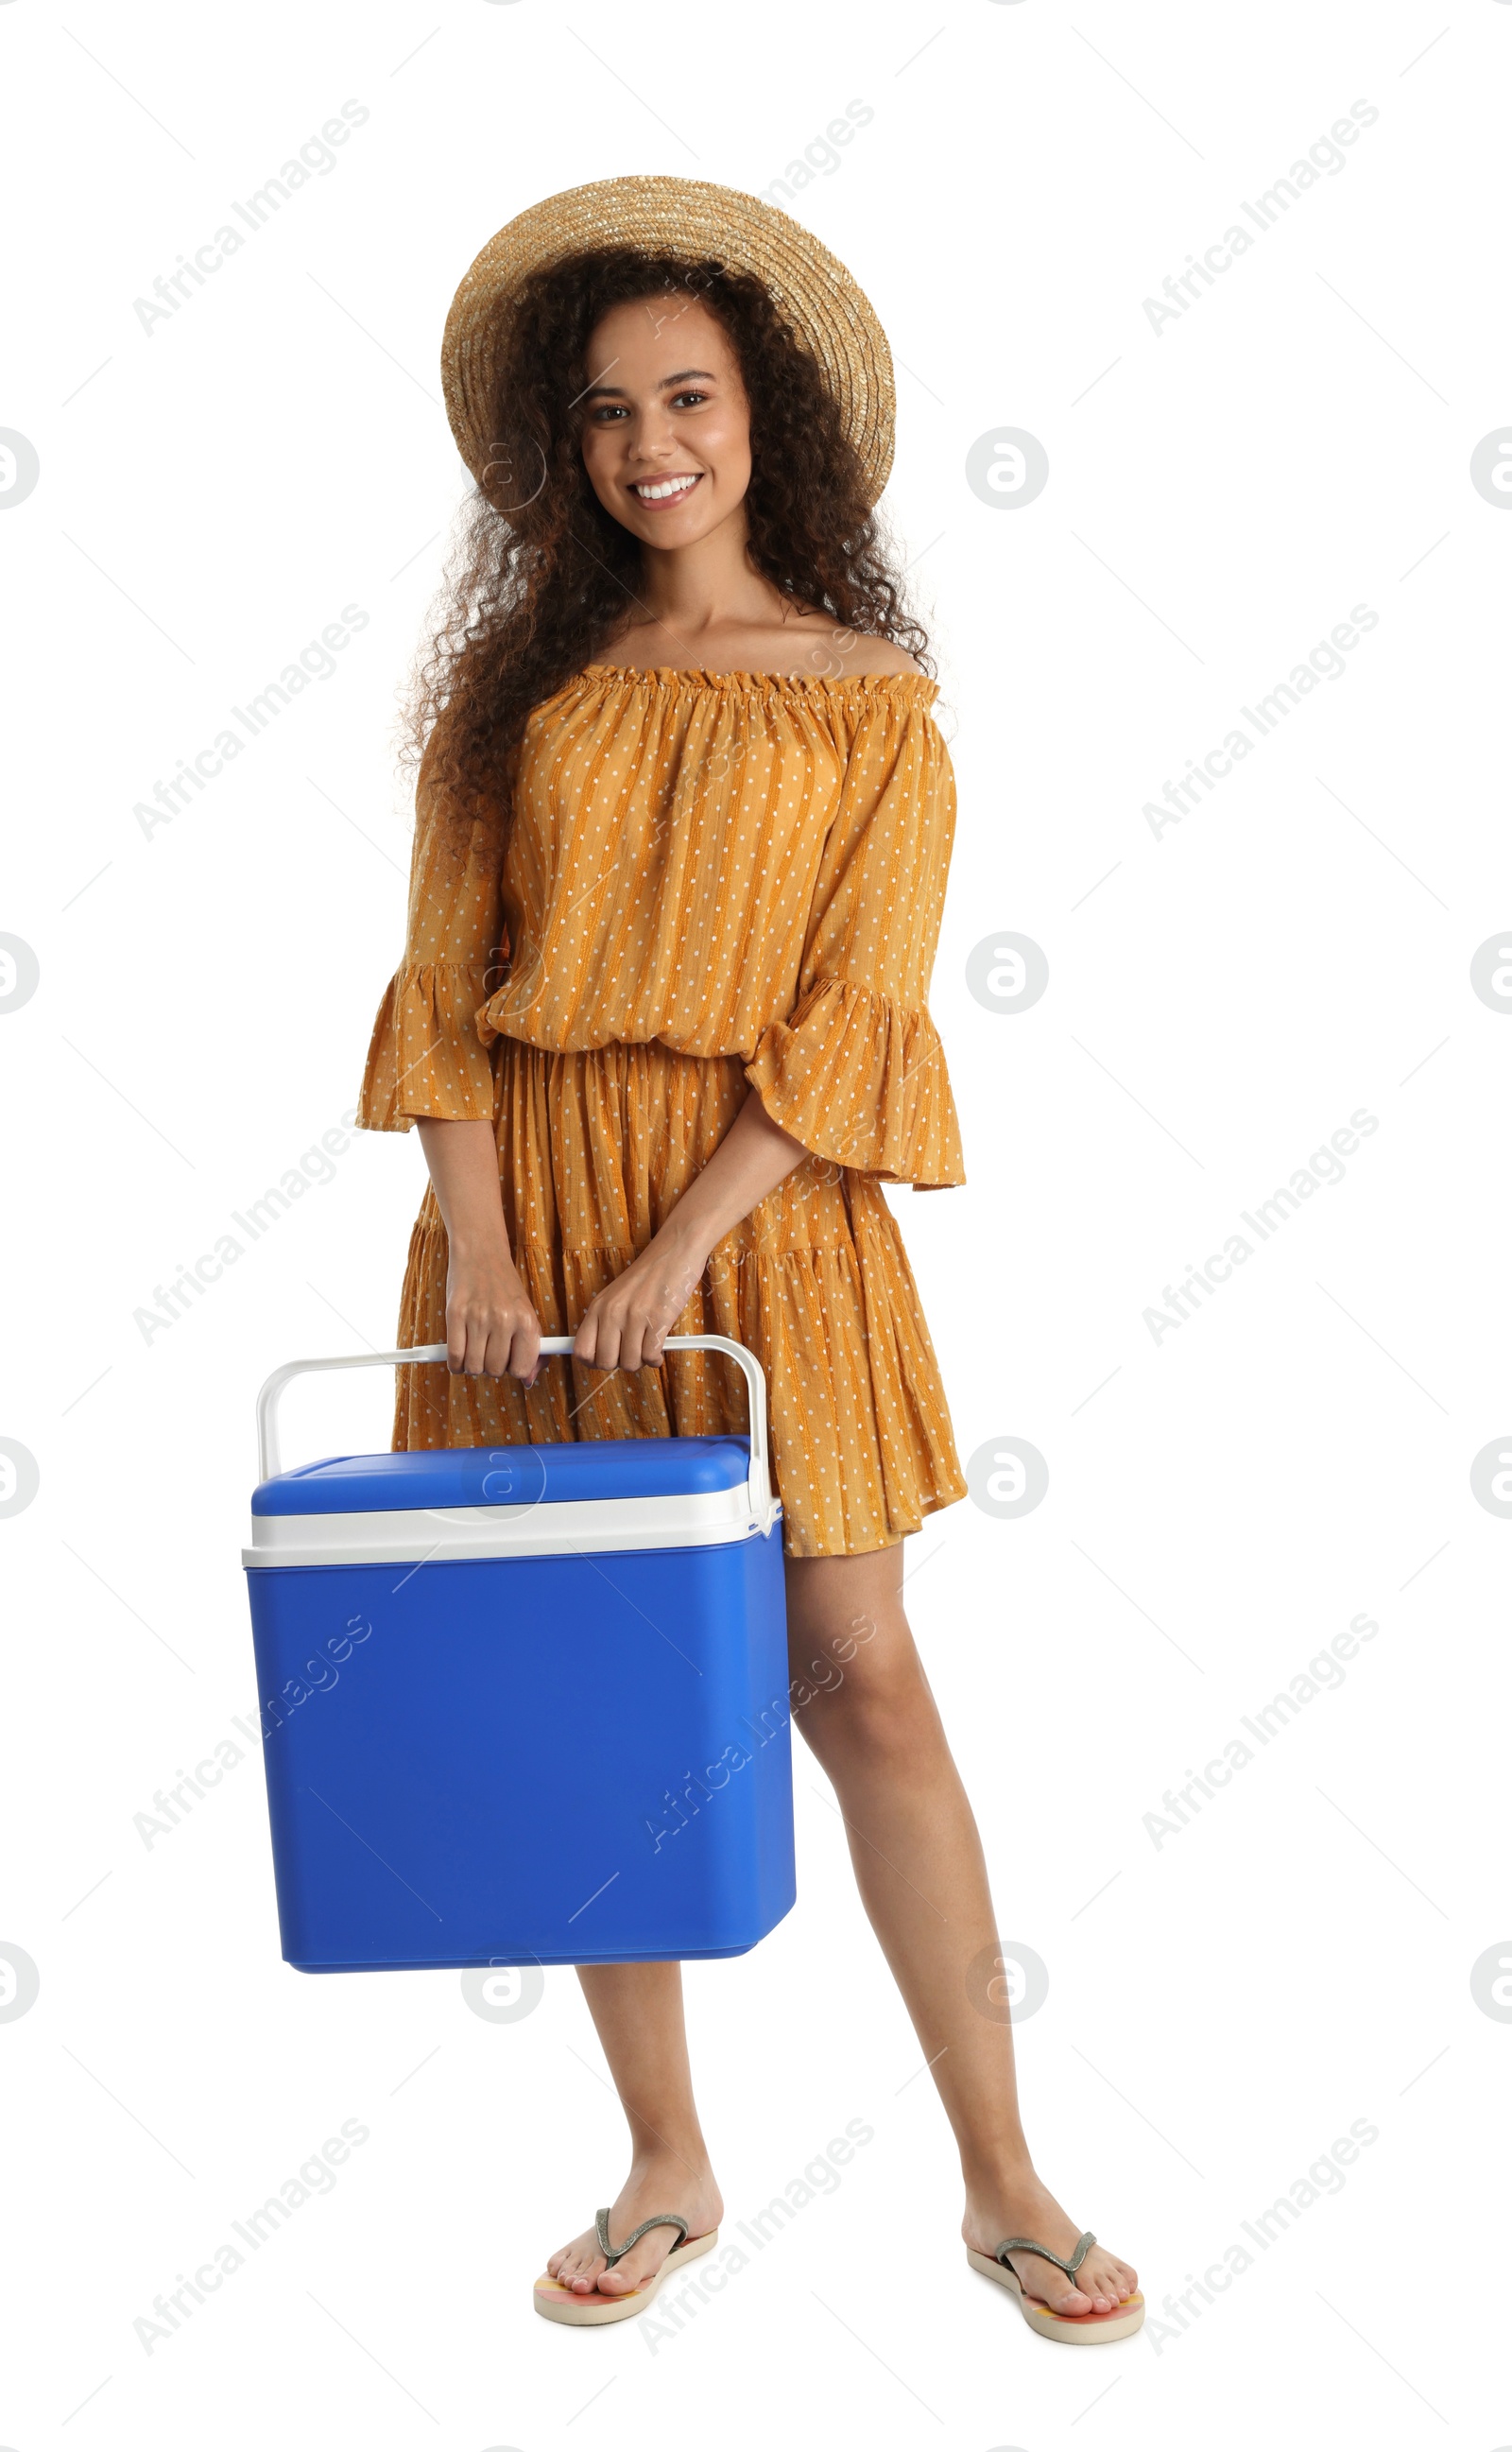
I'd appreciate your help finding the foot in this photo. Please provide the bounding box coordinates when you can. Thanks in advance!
[545,2154,723,2301]
[963,2169,1139,2318]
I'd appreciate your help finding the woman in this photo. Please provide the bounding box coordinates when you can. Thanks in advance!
[356,177,1142,2343]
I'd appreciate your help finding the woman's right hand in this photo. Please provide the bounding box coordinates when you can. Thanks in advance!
[415,1118,542,1385]
[443,1245,542,1385]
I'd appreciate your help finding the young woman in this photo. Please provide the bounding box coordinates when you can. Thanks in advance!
[356,177,1142,2343]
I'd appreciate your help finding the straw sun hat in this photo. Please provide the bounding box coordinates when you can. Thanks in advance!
[439,175,896,507]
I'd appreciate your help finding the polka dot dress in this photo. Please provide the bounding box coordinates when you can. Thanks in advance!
[355,666,968,1557]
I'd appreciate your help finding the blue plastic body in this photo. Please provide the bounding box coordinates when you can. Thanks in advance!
[244,1443,794,1974]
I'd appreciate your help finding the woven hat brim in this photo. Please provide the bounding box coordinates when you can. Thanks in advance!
[440,175,895,507]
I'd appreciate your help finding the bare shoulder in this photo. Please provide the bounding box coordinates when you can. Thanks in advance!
[789,617,921,676]
[848,642,921,682]
[593,607,928,681]
[835,635,924,678]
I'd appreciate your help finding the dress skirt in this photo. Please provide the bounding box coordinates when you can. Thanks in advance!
[388,1037,967,1559]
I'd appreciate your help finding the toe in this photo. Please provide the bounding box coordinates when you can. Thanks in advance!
[1014,2254,1094,2316]
[1099,2256,1137,2302]
[597,2235,679,2297]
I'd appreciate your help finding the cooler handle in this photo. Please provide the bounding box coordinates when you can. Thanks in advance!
[255,1335,774,1523]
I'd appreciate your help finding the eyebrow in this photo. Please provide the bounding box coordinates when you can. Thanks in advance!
[581,368,718,399]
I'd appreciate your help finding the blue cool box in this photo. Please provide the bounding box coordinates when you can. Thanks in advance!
[242,1338,796,1974]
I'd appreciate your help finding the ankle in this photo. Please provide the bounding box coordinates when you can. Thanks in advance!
[962,2151,1040,2203]
[627,2134,712,2179]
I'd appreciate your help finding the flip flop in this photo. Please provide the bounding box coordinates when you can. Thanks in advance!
[967,2229,1145,2343]
[534,2207,719,2326]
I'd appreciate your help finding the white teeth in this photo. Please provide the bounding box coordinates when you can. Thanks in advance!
[633,475,698,500]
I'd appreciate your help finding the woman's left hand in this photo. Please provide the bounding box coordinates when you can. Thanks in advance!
[574,1229,708,1373]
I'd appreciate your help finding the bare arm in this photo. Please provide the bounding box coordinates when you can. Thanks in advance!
[575,1091,810,1372]
[417,1092,811,1384]
[415,1117,542,1383]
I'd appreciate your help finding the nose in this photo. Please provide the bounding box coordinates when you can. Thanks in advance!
[626,402,679,464]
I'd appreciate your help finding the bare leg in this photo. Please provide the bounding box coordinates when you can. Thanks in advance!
[544,1961,723,2299]
[784,1543,1140,2319]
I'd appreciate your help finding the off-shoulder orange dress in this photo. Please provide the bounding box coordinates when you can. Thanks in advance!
[355,665,968,1557]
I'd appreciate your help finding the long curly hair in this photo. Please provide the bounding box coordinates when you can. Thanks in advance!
[404,248,929,853]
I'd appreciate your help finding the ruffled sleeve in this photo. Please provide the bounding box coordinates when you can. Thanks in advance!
[354,719,507,1133]
[745,682,965,1188]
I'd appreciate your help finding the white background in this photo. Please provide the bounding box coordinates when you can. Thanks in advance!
[3,0,1508,2443]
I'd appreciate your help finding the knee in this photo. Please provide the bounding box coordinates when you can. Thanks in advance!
[791,1644,938,1767]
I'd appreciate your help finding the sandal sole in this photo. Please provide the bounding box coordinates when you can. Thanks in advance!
[535,2228,719,2325]
[967,2247,1145,2342]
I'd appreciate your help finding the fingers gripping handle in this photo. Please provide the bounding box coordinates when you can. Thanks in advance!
[254,1334,774,1523]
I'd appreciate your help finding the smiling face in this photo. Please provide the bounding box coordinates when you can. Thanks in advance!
[578,296,753,549]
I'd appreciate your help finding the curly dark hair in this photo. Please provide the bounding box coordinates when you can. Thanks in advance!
[404,248,929,853]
